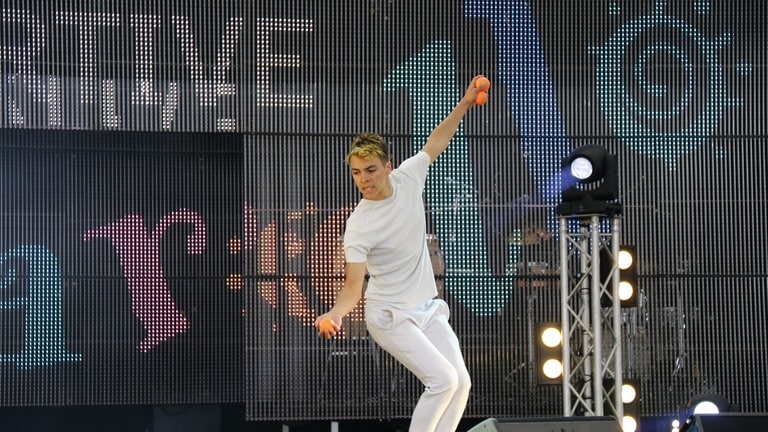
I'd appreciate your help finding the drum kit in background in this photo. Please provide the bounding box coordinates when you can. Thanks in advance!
[429,224,557,292]
[510,225,558,288]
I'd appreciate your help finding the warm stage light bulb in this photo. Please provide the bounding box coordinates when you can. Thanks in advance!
[541,327,562,348]
[622,383,637,403]
[618,249,634,270]
[622,416,637,432]
[619,281,635,301]
[542,359,563,379]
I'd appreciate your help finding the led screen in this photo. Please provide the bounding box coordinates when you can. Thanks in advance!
[1,0,767,422]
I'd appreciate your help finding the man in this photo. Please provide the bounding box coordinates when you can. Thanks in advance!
[315,75,488,432]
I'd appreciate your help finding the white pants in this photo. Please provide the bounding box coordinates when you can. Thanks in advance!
[366,299,471,432]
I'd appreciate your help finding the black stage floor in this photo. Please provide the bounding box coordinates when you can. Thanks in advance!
[0,403,705,432]
[0,404,491,432]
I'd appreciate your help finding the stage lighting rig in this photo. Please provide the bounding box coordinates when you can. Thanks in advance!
[536,323,563,384]
[621,380,640,432]
[556,145,621,217]
[604,378,640,432]
[600,245,638,308]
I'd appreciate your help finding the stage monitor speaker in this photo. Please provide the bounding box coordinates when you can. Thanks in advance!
[467,416,621,432]
[681,413,768,431]
[467,418,500,431]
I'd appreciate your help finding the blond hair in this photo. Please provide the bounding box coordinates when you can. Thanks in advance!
[346,133,389,164]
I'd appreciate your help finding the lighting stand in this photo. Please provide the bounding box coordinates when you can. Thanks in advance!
[558,214,624,420]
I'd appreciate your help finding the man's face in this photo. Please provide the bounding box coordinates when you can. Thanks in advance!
[349,155,392,201]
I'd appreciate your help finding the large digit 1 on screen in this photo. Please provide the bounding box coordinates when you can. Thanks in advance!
[464,0,570,205]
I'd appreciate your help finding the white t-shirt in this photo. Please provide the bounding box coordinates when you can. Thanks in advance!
[344,151,438,309]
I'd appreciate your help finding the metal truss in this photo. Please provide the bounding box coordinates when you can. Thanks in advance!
[559,214,624,420]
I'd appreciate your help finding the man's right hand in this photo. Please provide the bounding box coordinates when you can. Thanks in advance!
[315,314,342,339]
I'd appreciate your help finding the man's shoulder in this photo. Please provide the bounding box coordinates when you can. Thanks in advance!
[393,151,429,179]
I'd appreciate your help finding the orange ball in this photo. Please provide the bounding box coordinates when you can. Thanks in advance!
[474,77,491,91]
[475,91,488,106]
[317,318,336,339]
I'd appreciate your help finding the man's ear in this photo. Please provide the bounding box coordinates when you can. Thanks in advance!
[386,161,392,172]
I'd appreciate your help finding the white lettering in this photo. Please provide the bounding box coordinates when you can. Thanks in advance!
[161,82,179,129]
[47,76,62,127]
[102,79,119,127]
[255,18,313,108]
[130,15,162,105]
[55,11,120,103]
[1,9,46,101]
[0,10,315,129]
[172,15,243,107]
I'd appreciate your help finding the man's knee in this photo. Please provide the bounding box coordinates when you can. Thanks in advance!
[427,368,459,394]
[432,366,471,396]
[456,368,471,395]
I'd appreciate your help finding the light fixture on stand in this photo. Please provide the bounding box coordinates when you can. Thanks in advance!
[557,144,621,217]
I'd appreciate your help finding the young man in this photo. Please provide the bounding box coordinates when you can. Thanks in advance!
[315,75,488,431]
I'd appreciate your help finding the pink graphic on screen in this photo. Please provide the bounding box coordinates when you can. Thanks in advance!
[83,209,207,352]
